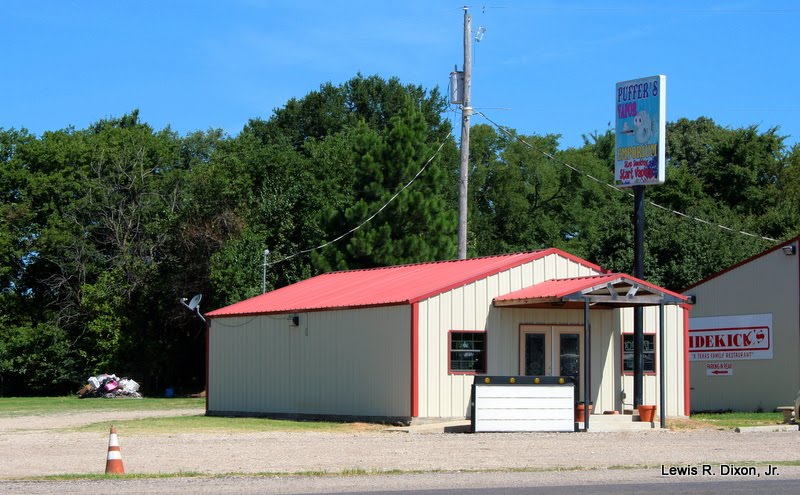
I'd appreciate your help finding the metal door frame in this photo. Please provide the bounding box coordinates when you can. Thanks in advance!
[519,324,584,395]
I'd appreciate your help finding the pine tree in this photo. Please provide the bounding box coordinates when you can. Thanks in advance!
[315,98,457,270]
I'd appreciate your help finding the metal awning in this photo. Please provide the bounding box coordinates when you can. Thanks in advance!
[493,273,686,309]
[493,274,686,431]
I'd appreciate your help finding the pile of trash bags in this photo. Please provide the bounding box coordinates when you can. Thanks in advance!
[78,373,142,399]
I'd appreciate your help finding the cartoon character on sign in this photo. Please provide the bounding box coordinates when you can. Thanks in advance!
[634,110,656,144]
[754,329,766,345]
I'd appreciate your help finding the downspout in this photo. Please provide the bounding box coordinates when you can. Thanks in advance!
[205,318,210,415]
[583,297,591,432]
[683,304,691,416]
[410,302,419,419]
[659,302,666,428]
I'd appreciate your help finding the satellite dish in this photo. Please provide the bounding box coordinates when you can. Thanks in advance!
[187,294,202,311]
[180,294,202,311]
[180,294,206,322]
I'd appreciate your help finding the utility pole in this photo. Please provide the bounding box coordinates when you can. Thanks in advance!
[457,6,472,260]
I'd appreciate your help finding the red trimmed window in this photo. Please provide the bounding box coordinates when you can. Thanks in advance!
[622,334,656,374]
[449,331,486,374]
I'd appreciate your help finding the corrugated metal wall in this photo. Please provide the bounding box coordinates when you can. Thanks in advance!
[684,247,800,411]
[417,252,686,419]
[208,305,411,419]
[617,304,686,416]
[417,253,596,418]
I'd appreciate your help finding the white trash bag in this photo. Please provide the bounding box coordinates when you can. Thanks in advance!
[120,379,140,393]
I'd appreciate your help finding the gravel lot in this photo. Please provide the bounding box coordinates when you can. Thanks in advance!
[1,406,798,480]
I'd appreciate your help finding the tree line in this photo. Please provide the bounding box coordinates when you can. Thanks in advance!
[1,74,798,395]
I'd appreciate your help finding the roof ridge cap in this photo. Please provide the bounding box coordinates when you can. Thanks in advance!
[320,250,546,276]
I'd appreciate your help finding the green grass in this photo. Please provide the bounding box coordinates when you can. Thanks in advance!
[668,411,786,430]
[692,411,785,428]
[0,396,204,417]
[0,396,383,434]
[29,461,800,481]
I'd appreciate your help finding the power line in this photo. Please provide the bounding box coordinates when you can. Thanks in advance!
[267,140,448,267]
[474,110,779,244]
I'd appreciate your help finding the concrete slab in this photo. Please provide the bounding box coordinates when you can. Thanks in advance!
[584,422,656,432]
[387,416,663,433]
[386,420,471,434]
[735,424,799,433]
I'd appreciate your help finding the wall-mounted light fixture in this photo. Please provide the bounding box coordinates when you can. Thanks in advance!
[290,315,300,326]
[782,245,797,255]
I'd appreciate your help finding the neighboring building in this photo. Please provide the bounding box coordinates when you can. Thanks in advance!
[682,237,800,412]
[206,249,688,424]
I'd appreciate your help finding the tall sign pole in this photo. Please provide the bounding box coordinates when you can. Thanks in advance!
[633,186,645,407]
[457,7,472,260]
[615,75,666,408]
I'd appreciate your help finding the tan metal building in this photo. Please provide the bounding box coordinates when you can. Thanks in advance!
[206,249,688,424]
[682,237,800,412]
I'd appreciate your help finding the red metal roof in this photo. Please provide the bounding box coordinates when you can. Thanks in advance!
[207,248,602,317]
[494,273,686,306]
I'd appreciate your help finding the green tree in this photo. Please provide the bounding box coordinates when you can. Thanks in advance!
[216,74,457,284]
[0,112,215,394]
[466,125,622,260]
[586,117,784,290]
[313,98,457,270]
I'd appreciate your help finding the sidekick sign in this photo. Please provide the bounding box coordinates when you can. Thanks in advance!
[689,314,773,361]
[615,75,666,187]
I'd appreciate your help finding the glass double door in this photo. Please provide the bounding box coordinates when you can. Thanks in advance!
[519,325,583,391]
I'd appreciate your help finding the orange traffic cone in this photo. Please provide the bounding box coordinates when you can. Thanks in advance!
[105,426,125,474]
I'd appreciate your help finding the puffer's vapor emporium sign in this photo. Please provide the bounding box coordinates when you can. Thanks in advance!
[689,314,773,361]
[615,75,666,187]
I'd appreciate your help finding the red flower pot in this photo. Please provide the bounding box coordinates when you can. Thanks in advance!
[638,404,656,422]
[575,403,593,422]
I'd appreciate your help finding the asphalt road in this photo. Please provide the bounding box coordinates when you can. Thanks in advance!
[2,468,799,495]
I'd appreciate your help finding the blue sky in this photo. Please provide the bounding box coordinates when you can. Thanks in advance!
[3,1,799,150]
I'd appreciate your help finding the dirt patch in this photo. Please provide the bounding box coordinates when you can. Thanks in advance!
[666,417,718,430]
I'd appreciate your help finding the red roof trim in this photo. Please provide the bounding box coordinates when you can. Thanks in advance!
[681,235,798,292]
[206,302,404,319]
